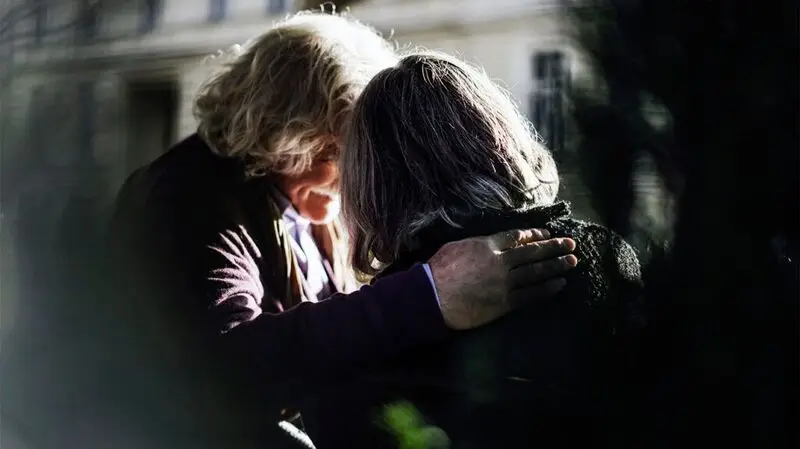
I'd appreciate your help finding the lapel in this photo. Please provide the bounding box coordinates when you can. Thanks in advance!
[245,175,359,304]
[311,218,358,294]
[241,178,306,311]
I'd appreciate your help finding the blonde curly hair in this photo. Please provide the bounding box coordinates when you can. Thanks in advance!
[193,11,398,178]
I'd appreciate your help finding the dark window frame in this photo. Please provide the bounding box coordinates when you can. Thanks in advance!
[208,0,227,23]
[139,0,161,34]
[33,2,47,46]
[528,50,570,153]
[77,0,98,44]
[266,0,289,15]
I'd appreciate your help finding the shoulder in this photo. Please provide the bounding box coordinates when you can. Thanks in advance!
[115,135,248,213]
[110,136,275,247]
[129,134,237,193]
[546,219,646,330]
[547,217,641,280]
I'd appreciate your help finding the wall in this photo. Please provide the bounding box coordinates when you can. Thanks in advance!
[167,1,569,139]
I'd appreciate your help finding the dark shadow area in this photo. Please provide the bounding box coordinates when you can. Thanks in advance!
[124,78,179,174]
[1,76,181,449]
[566,0,799,447]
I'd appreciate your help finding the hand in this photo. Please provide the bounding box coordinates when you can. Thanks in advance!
[428,228,578,330]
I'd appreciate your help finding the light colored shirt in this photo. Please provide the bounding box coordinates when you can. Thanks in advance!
[281,203,334,301]
[421,263,441,305]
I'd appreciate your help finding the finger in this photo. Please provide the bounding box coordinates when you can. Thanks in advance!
[507,254,578,288]
[507,278,567,308]
[488,228,551,252]
[514,228,552,245]
[502,237,577,269]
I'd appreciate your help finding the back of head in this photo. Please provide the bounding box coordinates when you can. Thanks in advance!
[194,11,398,178]
[341,51,560,274]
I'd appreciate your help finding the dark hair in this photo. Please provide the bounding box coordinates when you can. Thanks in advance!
[341,51,559,275]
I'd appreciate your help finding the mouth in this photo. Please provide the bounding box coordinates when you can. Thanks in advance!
[309,188,338,200]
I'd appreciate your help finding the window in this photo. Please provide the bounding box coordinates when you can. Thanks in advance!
[33,3,47,46]
[139,0,161,34]
[209,0,227,23]
[77,0,98,43]
[267,0,289,15]
[528,51,570,153]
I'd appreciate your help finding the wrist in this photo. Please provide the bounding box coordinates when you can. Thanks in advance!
[404,264,451,336]
[421,263,442,307]
[427,249,459,329]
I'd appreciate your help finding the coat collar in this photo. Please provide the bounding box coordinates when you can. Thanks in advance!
[378,201,572,279]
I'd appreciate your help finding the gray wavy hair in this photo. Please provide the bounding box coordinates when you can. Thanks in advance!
[193,11,398,178]
[341,50,560,276]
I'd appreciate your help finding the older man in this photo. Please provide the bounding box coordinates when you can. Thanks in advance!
[107,11,577,448]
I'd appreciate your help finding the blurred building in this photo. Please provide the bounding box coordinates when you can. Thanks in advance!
[0,0,578,199]
[0,0,670,335]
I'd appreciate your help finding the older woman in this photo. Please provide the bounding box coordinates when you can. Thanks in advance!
[304,51,645,448]
[105,12,577,449]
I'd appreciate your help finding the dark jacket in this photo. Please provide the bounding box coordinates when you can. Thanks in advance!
[101,134,449,447]
[304,202,644,449]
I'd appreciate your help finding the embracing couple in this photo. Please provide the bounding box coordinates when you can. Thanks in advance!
[108,11,644,449]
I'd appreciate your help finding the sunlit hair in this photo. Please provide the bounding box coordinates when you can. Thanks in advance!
[193,11,398,178]
[341,50,560,275]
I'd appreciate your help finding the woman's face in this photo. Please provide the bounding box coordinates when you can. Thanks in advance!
[278,144,341,224]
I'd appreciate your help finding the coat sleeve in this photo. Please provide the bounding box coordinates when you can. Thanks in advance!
[196,224,450,403]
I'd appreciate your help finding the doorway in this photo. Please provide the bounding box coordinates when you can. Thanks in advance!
[124,78,179,174]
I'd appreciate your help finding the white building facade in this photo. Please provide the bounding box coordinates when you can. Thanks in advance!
[0,0,670,335]
[1,0,576,197]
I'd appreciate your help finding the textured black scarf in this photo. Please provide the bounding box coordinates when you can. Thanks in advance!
[378,201,572,279]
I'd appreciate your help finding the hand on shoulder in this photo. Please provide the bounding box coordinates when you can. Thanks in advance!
[428,228,578,330]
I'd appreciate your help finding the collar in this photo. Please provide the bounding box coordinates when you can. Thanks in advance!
[378,201,572,279]
[271,188,311,233]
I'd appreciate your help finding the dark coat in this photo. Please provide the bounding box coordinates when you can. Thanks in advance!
[100,134,449,448]
[304,202,645,449]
